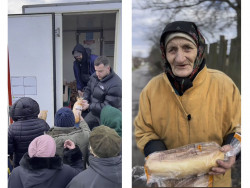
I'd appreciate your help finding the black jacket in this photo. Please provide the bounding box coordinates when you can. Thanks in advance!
[84,68,122,117]
[8,146,83,188]
[8,97,50,167]
[66,155,122,188]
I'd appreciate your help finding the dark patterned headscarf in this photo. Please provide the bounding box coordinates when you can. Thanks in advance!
[160,21,206,95]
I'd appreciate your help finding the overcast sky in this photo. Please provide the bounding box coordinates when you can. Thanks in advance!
[8,0,239,58]
[8,0,109,14]
[132,0,241,58]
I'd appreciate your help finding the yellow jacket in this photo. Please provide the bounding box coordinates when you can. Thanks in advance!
[134,66,241,187]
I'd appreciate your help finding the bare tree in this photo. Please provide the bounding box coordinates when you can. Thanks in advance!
[136,0,240,42]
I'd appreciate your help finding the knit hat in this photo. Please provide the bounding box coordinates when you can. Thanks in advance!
[165,32,197,47]
[90,125,121,158]
[28,135,56,158]
[54,107,75,127]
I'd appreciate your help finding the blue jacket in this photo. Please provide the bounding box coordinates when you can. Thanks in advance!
[72,44,97,91]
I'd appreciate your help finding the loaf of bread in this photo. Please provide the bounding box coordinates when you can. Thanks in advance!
[72,98,83,123]
[38,110,48,121]
[144,142,224,180]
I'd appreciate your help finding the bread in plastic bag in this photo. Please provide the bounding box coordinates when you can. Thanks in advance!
[144,142,224,182]
[72,98,83,123]
[38,110,48,121]
[132,166,213,187]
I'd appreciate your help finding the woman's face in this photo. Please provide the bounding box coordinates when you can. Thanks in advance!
[166,37,197,77]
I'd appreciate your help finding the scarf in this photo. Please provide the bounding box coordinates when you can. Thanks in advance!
[159,21,206,95]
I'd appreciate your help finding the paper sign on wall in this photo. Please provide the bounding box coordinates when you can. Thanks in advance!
[11,76,37,103]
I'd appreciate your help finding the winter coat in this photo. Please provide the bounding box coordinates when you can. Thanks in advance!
[47,120,90,169]
[66,154,122,188]
[8,97,50,167]
[8,146,83,188]
[72,44,97,91]
[84,68,122,117]
[134,66,241,187]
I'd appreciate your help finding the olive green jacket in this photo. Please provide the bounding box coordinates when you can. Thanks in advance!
[47,120,90,168]
[134,66,241,187]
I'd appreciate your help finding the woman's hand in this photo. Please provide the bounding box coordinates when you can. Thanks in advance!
[209,144,236,175]
[64,140,76,150]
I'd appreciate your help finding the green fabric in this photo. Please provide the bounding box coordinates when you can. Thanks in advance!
[90,125,121,158]
[46,120,90,159]
[100,105,122,137]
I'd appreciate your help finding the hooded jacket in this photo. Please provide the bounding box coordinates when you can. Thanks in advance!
[8,146,83,188]
[100,105,122,137]
[72,44,98,91]
[84,68,122,117]
[134,66,241,187]
[66,154,122,188]
[8,97,50,167]
[46,120,90,169]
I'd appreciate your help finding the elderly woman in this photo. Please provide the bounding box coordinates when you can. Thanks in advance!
[134,21,241,187]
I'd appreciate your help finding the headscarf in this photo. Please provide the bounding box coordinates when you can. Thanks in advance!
[159,21,206,95]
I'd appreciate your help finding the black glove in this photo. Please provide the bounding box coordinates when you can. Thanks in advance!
[144,140,167,157]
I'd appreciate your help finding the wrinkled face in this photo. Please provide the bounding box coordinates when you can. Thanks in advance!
[166,37,197,77]
[95,64,110,80]
[74,51,83,62]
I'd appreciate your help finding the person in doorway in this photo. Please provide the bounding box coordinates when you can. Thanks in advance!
[8,97,50,168]
[66,125,122,188]
[72,43,98,97]
[134,21,241,187]
[8,135,83,188]
[81,56,122,130]
[47,107,90,169]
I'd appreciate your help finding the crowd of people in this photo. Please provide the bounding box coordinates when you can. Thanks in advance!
[8,52,122,188]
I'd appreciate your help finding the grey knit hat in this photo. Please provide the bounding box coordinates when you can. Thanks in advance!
[54,107,75,127]
[90,125,121,158]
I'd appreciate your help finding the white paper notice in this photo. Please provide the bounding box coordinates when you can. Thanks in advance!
[25,86,37,95]
[11,77,23,86]
[12,86,25,95]
[11,76,37,96]
[24,77,36,86]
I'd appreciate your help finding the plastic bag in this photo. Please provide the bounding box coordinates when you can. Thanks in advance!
[72,98,83,123]
[225,132,241,159]
[132,166,213,187]
[38,110,48,121]
[144,142,224,186]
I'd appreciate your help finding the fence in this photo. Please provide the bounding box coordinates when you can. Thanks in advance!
[206,36,241,91]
